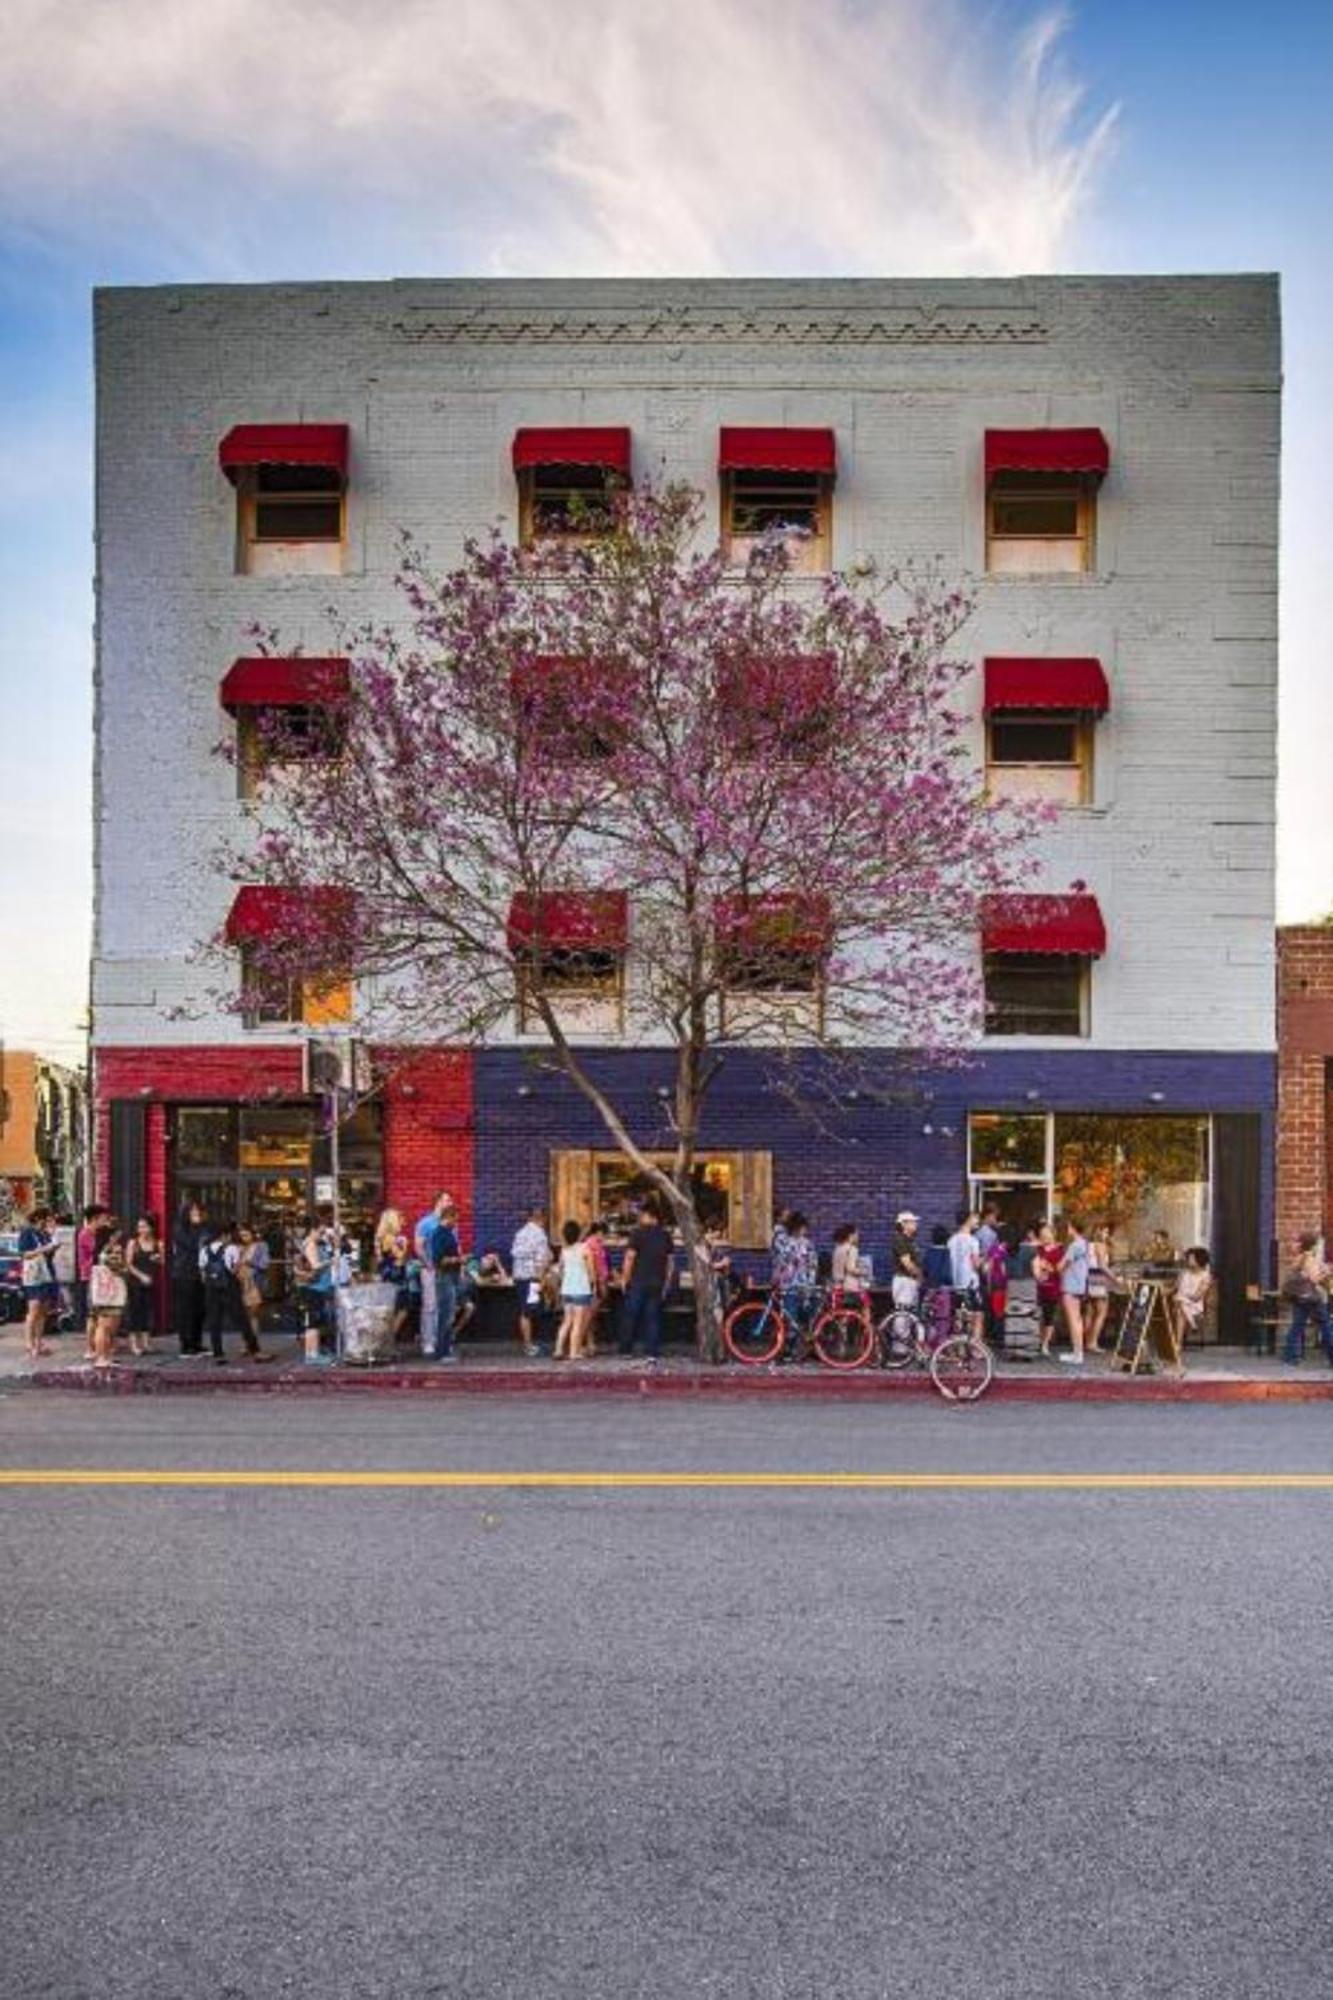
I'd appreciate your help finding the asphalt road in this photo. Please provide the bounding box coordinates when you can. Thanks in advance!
[3,1394,1333,2000]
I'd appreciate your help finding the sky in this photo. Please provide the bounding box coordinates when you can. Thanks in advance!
[0,0,1329,1064]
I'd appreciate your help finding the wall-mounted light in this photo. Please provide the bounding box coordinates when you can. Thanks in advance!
[137,1085,153,1099]
[400,1083,417,1099]
[655,1085,671,1101]
[1147,1090,1165,1105]
[1025,1089,1041,1103]
[922,1122,934,1137]
[516,1084,532,1099]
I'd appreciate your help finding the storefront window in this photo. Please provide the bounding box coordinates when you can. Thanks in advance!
[967,1114,1048,1180]
[593,1153,733,1236]
[174,1107,237,1170]
[239,1106,315,1170]
[1053,1115,1210,1262]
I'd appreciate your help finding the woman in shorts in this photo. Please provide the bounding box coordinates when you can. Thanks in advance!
[17,1205,59,1360]
[88,1236,130,1370]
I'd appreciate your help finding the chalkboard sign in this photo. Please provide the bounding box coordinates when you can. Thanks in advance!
[1112,1281,1155,1366]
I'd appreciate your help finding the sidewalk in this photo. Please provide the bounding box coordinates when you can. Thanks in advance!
[3,1325,1331,1401]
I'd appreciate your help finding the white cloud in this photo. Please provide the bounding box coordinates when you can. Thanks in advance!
[0,0,1115,275]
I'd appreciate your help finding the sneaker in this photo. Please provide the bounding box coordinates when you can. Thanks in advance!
[1058,1353,1085,1367]
[304,1352,335,1367]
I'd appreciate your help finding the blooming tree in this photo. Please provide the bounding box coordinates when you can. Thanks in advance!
[221,484,1036,1352]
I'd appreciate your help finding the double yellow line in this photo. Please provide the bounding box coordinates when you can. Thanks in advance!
[3,1470,1333,1490]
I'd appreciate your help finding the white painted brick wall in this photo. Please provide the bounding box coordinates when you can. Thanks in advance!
[92,275,1280,1052]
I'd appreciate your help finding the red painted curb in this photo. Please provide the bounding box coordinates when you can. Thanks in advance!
[18,1365,1333,1404]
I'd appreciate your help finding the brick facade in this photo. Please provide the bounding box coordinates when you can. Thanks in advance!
[1277,928,1333,1252]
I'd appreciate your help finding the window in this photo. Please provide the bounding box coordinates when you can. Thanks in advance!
[240,949,352,1030]
[986,472,1094,575]
[517,946,624,1032]
[968,1113,1049,1180]
[237,705,348,798]
[986,711,1092,806]
[984,953,1087,1037]
[512,658,621,764]
[518,465,619,548]
[237,464,345,576]
[549,1147,774,1247]
[722,468,830,573]
[1053,1115,1211,1264]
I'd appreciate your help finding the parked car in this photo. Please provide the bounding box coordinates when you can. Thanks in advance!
[0,1232,26,1322]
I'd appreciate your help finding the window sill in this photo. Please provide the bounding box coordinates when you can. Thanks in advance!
[981,572,1109,589]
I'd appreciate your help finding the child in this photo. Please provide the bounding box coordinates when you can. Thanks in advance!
[88,1238,129,1370]
[554,1220,595,1360]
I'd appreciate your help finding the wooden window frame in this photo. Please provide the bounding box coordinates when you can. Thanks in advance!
[235,706,348,800]
[721,468,831,573]
[516,950,626,1034]
[719,958,827,1036]
[240,947,353,1031]
[235,466,346,572]
[517,465,620,550]
[549,1147,775,1249]
[985,471,1096,576]
[984,710,1094,807]
[983,953,1090,1039]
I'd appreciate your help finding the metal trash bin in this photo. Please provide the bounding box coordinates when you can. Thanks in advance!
[335,1281,399,1365]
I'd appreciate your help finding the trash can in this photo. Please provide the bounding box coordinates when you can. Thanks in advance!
[335,1281,399,1365]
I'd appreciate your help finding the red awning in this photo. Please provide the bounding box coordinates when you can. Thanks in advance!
[983,659,1109,715]
[511,428,632,476]
[218,424,349,483]
[220,658,351,714]
[718,428,837,478]
[984,429,1109,480]
[982,893,1106,958]
[715,891,832,956]
[224,886,353,946]
[506,891,629,955]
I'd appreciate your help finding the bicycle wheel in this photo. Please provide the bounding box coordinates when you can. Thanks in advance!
[723,1298,785,1366]
[877,1308,921,1370]
[930,1333,994,1403]
[812,1307,875,1371]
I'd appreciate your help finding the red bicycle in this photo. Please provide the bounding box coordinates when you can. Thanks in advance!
[722,1285,875,1371]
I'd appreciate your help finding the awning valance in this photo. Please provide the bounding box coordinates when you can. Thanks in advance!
[218,424,349,483]
[511,428,632,476]
[982,893,1106,958]
[718,427,837,477]
[984,428,1109,480]
[715,891,832,956]
[983,658,1109,715]
[507,891,629,956]
[220,658,351,714]
[224,886,354,946]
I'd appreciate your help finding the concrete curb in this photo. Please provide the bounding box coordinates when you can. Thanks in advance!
[16,1364,1333,1403]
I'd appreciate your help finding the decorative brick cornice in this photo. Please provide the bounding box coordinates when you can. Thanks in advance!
[390,306,1049,348]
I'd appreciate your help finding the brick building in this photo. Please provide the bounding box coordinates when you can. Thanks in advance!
[1276,927,1333,1257]
[91,276,1280,1336]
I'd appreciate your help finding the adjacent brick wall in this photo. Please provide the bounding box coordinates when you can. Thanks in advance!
[1277,928,1333,1251]
[379,1048,475,1241]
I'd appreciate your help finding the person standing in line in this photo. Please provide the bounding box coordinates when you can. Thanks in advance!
[413,1192,452,1359]
[17,1205,58,1360]
[976,1204,1001,1260]
[170,1200,206,1357]
[983,1228,1010,1346]
[1282,1233,1332,1367]
[51,1212,77,1326]
[375,1209,417,1346]
[830,1223,865,1298]
[511,1206,553,1357]
[230,1222,274,1361]
[946,1209,983,1336]
[1085,1222,1115,1353]
[1032,1224,1063,1354]
[890,1212,922,1310]
[582,1220,610,1356]
[199,1220,235,1366]
[298,1211,337,1365]
[617,1198,675,1365]
[772,1210,816,1361]
[124,1214,162,1358]
[428,1196,465,1363]
[88,1235,129,1370]
[1057,1216,1091,1366]
[73,1204,105,1336]
[553,1221,595,1360]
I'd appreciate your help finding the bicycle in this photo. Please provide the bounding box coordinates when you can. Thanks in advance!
[877,1288,994,1402]
[722,1284,877,1372]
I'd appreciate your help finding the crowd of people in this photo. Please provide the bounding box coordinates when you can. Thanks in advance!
[11,1187,1333,1370]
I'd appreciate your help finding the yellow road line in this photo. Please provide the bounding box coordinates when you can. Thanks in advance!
[3,1470,1333,1490]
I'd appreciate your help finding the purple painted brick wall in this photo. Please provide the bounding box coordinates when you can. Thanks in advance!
[473,1046,1275,1281]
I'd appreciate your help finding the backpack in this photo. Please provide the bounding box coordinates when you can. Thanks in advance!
[202,1240,231,1291]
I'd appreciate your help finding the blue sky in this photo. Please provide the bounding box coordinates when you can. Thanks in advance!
[0,0,1329,1062]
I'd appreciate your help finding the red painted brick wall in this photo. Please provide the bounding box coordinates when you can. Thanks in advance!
[1277,929,1333,1252]
[93,1041,475,1242]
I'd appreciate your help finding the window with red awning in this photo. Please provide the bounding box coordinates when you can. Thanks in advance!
[506,891,629,957]
[984,429,1109,480]
[511,428,632,476]
[983,659,1109,714]
[218,425,349,482]
[981,893,1106,958]
[220,658,351,713]
[718,428,837,476]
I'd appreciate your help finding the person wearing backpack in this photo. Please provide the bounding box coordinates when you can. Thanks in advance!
[198,1222,236,1366]
[1281,1233,1332,1367]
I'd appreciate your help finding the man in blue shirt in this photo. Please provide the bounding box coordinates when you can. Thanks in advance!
[425,1197,465,1362]
[413,1193,450,1358]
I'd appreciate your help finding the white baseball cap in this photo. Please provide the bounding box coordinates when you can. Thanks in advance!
[895,1210,919,1225]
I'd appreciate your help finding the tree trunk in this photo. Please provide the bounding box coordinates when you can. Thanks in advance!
[677,1200,723,1362]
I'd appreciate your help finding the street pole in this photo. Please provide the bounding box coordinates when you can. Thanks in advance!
[330,1077,342,1361]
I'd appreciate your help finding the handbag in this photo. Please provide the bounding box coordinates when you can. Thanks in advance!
[1280,1267,1316,1305]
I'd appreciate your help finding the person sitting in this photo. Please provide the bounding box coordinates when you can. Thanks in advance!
[1172,1246,1213,1352]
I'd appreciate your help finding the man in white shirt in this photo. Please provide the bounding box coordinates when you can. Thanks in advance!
[510,1207,552,1357]
[947,1209,984,1336]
